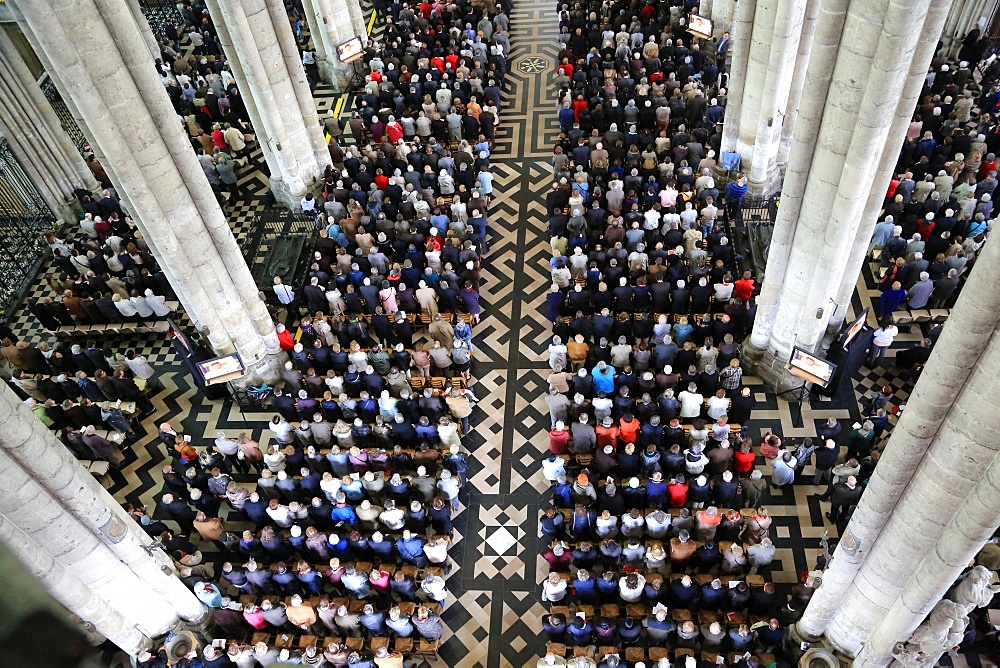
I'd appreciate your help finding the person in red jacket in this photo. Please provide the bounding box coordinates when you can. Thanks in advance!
[733,271,756,302]
[733,438,756,475]
[618,413,640,444]
[596,417,620,448]
[276,323,295,351]
[668,474,689,508]
[549,421,570,454]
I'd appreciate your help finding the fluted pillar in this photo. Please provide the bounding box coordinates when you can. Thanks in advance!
[205,0,331,210]
[722,0,810,194]
[825,0,951,336]
[742,0,945,391]
[0,514,153,655]
[0,31,97,222]
[302,0,356,89]
[711,0,736,35]
[797,222,1000,663]
[0,382,207,627]
[775,0,820,168]
[941,0,995,57]
[12,0,284,384]
[720,0,755,155]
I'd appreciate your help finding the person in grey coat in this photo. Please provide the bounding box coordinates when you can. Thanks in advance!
[905,271,934,309]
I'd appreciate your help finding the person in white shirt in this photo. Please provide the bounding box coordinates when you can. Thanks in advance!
[706,390,730,421]
[131,292,154,319]
[868,318,899,367]
[379,500,406,530]
[423,537,449,565]
[273,276,296,305]
[541,572,568,602]
[113,293,138,318]
[678,383,704,419]
[541,455,566,482]
[269,417,295,445]
[144,288,171,317]
[421,573,448,605]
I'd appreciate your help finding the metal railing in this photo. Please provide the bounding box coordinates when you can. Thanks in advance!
[39,78,88,155]
[0,138,57,315]
[240,209,319,291]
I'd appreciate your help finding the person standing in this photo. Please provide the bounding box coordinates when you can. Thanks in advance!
[867,318,898,367]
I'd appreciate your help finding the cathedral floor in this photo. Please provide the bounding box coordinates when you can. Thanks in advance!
[2,1,948,665]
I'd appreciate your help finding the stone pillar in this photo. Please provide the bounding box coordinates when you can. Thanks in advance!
[712,0,736,35]
[0,513,153,655]
[723,0,810,195]
[742,0,942,391]
[125,0,162,63]
[797,223,1000,662]
[205,0,331,211]
[0,31,97,222]
[345,0,370,43]
[775,0,820,168]
[0,382,207,633]
[302,0,356,88]
[12,0,284,384]
[720,0,755,156]
[824,0,951,337]
[941,0,995,57]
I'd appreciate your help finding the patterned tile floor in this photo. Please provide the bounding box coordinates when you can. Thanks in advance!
[2,1,945,666]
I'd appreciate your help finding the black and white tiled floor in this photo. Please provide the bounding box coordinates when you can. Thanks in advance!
[4,1,963,666]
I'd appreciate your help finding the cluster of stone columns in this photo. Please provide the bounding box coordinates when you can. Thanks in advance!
[0,381,207,654]
[792,225,1000,665]
[742,0,953,391]
[721,0,816,194]
[0,30,98,222]
[941,0,997,56]
[11,0,284,384]
[204,0,332,208]
[302,0,370,87]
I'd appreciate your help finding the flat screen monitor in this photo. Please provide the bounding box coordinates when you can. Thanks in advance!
[840,306,871,349]
[337,37,364,63]
[787,346,837,387]
[688,13,714,40]
[197,352,246,385]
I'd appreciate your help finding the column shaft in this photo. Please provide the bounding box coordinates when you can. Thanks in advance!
[303,0,355,87]
[13,0,283,384]
[798,133,989,649]
[0,382,207,627]
[745,0,937,390]
[826,0,951,334]
[720,0,756,154]
[0,31,97,220]
[712,0,736,34]
[775,0,820,167]
[733,0,775,161]
[0,514,154,655]
[205,0,331,210]
[746,0,807,186]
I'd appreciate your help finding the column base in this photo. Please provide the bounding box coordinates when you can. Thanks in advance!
[240,348,286,386]
[784,623,854,667]
[268,176,322,213]
[317,58,350,92]
[747,167,784,197]
[740,339,804,393]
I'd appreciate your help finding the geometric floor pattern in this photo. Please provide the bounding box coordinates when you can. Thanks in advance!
[1,2,948,667]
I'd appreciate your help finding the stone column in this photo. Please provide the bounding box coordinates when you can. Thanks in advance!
[344,0,370,43]
[12,0,284,384]
[824,0,951,336]
[744,0,807,191]
[722,0,810,194]
[712,0,736,35]
[0,31,97,222]
[720,0,756,155]
[302,0,355,88]
[742,0,941,391]
[0,514,153,655]
[205,0,331,211]
[941,0,994,57]
[0,382,207,631]
[125,0,161,63]
[797,223,1000,662]
[775,0,820,168]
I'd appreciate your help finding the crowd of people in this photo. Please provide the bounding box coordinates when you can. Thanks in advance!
[527,0,1000,665]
